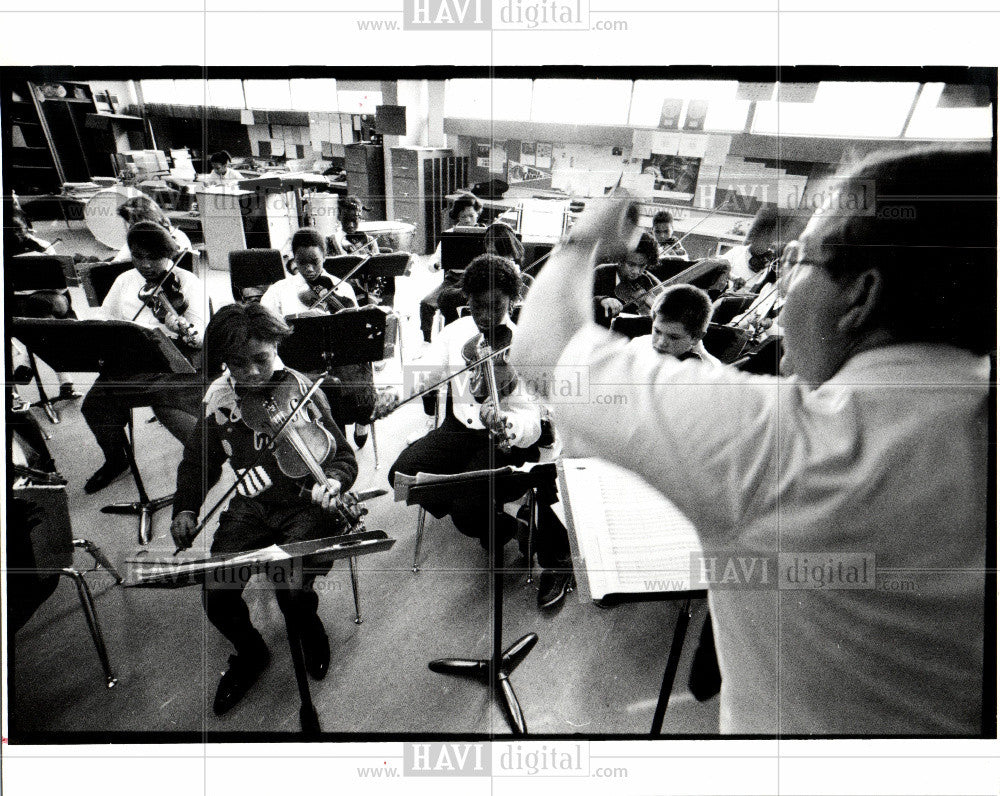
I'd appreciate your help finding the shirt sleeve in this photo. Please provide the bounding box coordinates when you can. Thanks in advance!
[260,282,283,318]
[309,385,359,491]
[100,272,126,319]
[173,409,226,518]
[551,323,786,536]
[178,270,206,334]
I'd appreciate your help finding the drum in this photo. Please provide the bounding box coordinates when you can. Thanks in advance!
[309,193,339,240]
[358,220,415,253]
[84,186,143,250]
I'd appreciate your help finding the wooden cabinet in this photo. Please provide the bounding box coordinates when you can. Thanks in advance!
[5,81,62,195]
[389,146,469,254]
[344,143,386,221]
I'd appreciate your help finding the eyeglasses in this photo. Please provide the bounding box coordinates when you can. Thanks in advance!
[776,240,819,296]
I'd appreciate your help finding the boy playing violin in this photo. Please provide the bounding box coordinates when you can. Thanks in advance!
[170,303,358,716]
[592,231,660,326]
[81,221,206,493]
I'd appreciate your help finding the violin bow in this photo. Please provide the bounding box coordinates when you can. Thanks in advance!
[305,251,376,313]
[661,193,736,255]
[178,375,331,551]
[386,343,514,414]
[131,248,188,323]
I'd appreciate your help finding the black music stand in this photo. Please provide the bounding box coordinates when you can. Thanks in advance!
[11,318,196,545]
[401,465,552,735]
[126,530,396,735]
[280,307,391,370]
[8,255,79,423]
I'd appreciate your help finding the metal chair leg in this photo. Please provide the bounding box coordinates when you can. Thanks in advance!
[370,422,379,470]
[62,569,117,688]
[28,351,59,424]
[412,507,428,573]
[526,489,537,585]
[347,557,363,624]
[73,538,124,584]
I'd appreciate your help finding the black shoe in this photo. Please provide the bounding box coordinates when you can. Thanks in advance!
[688,618,722,701]
[353,424,369,449]
[300,614,330,681]
[213,646,271,716]
[537,569,575,610]
[83,459,130,494]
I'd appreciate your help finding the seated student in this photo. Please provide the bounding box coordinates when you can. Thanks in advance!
[262,227,358,317]
[389,254,573,608]
[81,222,206,494]
[202,150,243,186]
[112,195,192,262]
[627,284,721,366]
[262,228,378,441]
[326,195,379,258]
[6,206,56,255]
[652,210,688,259]
[721,205,783,292]
[419,192,484,344]
[592,232,660,326]
[170,303,358,716]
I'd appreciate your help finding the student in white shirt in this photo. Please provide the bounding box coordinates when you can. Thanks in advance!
[512,146,992,735]
[81,222,207,494]
[627,284,721,366]
[202,150,243,186]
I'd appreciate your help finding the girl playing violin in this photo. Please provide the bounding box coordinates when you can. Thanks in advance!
[170,303,358,717]
[80,222,206,494]
[388,254,573,606]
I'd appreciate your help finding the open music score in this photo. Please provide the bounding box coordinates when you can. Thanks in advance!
[558,457,703,600]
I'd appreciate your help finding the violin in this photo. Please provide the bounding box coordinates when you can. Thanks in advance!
[613,271,664,314]
[238,374,368,531]
[460,325,518,451]
[297,273,350,314]
[137,267,201,348]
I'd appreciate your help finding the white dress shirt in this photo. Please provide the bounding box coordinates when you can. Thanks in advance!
[416,315,542,447]
[101,266,206,344]
[554,325,988,735]
[260,272,358,318]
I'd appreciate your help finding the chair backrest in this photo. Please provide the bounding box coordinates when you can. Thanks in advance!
[702,323,755,364]
[711,295,755,326]
[229,248,286,303]
[81,261,134,306]
[610,314,653,339]
[8,255,74,292]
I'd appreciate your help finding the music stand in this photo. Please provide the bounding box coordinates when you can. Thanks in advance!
[398,464,552,735]
[125,530,396,734]
[280,307,391,370]
[11,318,196,544]
[8,255,79,423]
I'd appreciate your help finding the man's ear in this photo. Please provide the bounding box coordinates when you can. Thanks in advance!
[836,268,883,335]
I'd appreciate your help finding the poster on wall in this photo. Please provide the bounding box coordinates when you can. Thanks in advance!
[536,142,552,169]
[642,153,701,197]
[521,141,536,166]
[476,142,490,168]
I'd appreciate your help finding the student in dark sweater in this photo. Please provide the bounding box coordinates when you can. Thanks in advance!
[170,303,358,716]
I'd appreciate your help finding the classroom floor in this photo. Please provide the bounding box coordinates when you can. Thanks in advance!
[7,218,719,740]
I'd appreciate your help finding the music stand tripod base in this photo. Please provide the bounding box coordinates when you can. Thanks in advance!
[101,494,174,545]
[429,632,538,735]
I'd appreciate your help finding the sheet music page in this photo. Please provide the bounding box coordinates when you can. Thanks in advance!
[560,457,703,599]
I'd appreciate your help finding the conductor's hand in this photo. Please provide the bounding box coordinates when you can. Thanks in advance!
[170,511,199,551]
[310,478,342,512]
[565,191,641,264]
[600,297,624,318]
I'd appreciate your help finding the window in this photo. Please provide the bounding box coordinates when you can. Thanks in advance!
[140,79,177,105]
[531,79,632,125]
[443,79,532,121]
[904,83,993,140]
[290,79,338,113]
[337,88,383,115]
[630,81,751,132]
[207,80,245,109]
[243,79,292,110]
[173,79,208,106]
[752,82,919,138]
